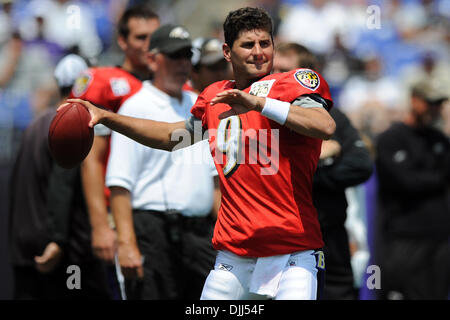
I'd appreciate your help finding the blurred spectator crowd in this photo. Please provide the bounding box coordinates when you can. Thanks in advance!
[1,0,449,160]
[0,0,449,300]
[276,0,450,140]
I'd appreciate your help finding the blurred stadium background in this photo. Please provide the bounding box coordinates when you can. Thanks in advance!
[0,0,449,299]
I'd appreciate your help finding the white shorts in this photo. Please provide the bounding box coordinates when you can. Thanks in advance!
[200,249,325,300]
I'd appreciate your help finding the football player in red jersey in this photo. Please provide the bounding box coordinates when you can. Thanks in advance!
[66,7,335,300]
[70,5,159,267]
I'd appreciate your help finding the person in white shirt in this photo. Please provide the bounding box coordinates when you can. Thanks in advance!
[106,24,218,300]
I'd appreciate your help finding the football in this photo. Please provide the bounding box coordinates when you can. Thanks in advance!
[48,102,94,169]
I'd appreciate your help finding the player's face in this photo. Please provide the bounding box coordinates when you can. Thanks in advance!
[120,17,160,70]
[224,29,273,86]
[273,50,298,73]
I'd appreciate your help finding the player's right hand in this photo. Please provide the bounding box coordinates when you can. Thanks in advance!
[117,242,144,279]
[59,98,104,128]
[211,89,265,119]
[91,225,117,263]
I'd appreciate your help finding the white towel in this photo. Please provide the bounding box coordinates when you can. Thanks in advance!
[249,254,290,298]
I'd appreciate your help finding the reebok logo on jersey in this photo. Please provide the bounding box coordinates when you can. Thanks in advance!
[294,69,319,91]
[217,263,233,271]
[287,258,297,267]
[249,79,276,97]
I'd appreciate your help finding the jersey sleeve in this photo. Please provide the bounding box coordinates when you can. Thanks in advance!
[190,90,209,129]
[292,95,327,110]
[70,69,106,105]
[190,80,233,130]
[272,69,333,110]
[185,115,204,137]
[105,98,145,191]
[105,128,146,191]
[93,124,112,136]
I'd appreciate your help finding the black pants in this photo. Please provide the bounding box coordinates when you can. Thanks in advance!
[13,260,113,300]
[377,237,450,300]
[125,210,216,300]
[14,265,67,300]
[321,225,356,300]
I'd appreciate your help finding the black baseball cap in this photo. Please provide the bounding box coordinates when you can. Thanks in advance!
[149,24,192,54]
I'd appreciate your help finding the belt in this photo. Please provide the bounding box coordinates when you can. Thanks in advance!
[133,209,214,237]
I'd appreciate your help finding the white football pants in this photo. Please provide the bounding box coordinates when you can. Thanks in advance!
[200,249,325,300]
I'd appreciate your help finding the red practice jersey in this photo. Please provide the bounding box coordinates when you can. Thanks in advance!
[191,68,333,257]
[70,66,143,204]
[70,66,142,112]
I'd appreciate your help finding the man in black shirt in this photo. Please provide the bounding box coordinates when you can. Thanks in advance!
[314,107,373,299]
[375,81,450,300]
[274,42,374,299]
[8,54,114,299]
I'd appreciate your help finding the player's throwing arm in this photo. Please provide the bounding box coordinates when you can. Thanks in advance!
[60,98,187,151]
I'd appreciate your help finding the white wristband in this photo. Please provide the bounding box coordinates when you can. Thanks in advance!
[260,98,291,125]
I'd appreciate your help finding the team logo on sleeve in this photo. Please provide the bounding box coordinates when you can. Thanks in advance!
[294,69,320,91]
[110,78,131,96]
[72,72,92,97]
[249,79,276,97]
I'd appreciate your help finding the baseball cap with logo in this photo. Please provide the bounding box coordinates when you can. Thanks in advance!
[191,38,225,67]
[54,54,89,88]
[149,24,192,55]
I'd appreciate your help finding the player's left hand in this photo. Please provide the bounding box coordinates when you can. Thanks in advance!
[34,242,63,274]
[211,89,265,119]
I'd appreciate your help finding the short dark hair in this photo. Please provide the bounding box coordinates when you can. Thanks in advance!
[276,42,320,71]
[118,5,159,39]
[223,7,273,48]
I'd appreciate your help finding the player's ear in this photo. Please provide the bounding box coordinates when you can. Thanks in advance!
[117,36,127,51]
[223,43,232,62]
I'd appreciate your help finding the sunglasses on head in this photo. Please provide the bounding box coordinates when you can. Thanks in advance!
[165,48,193,60]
